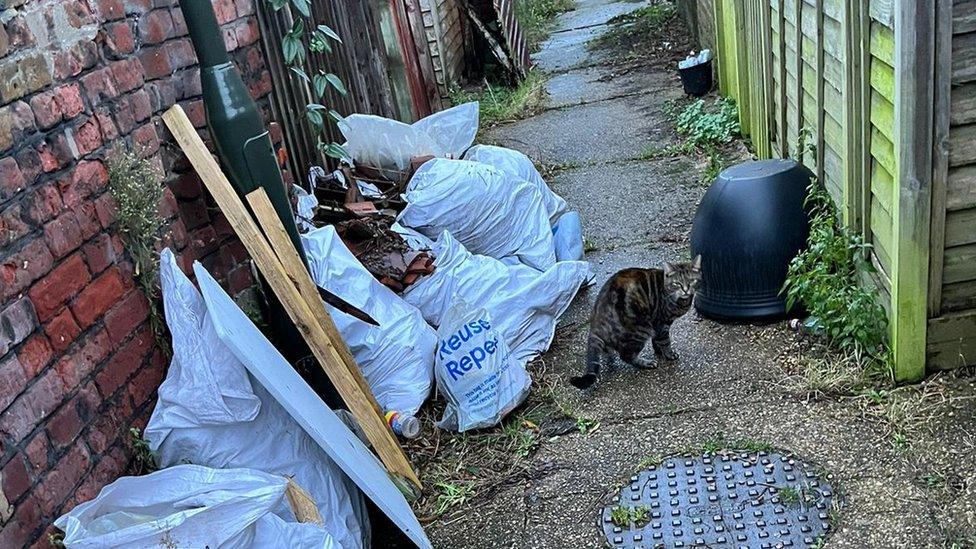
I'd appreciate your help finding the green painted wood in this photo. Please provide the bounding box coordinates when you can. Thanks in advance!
[927,310,976,370]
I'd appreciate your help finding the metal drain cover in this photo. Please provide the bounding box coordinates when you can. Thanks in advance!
[600,451,838,548]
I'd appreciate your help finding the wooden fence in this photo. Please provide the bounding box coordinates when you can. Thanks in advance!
[256,0,444,179]
[703,0,976,382]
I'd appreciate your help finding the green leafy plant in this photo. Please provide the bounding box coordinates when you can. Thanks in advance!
[266,0,348,159]
[610,505,650,527]
[782,179,889,363]
[675,97,741,150]
[449,70,548,128]
[107,148,168,355]
[129,427,159,475]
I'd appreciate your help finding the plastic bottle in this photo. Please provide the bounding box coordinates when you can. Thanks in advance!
[385,411,421,439]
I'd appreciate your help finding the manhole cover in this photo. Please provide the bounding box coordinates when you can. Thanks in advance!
[600,451,838,548]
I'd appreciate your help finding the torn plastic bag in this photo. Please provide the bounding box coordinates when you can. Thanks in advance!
[462,144,568,224]
[398,158,557,270]
[434,303,530,431]
[54,465,338,549]
[402,231,589,363]
[339,102,478,172]
[145,250,369,549]
[302,226,436,415]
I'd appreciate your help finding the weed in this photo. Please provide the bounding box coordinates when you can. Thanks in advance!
[701,146,725,184]
[637,454,664,469]
[576,416,600,435]
[516,0,576,51]
[891,432,910,452]
[682,432,775,456]
[590,2,678,55]
[783,178,889,365]
[433,481,475,515]
[583,238,600,253]
[778,486,801,506]
[47,531,65,548]
[788,352,876,399]
[735,438,774,453]
[130,427,158,475]
[636,143,686,160]
[675,98,740,150]
[450,70,548,129]
[610,505,651,527]
[108,148,169,357]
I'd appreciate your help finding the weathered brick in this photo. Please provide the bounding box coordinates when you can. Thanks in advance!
[95,0,126,21]
[139,46,172,80]
[221,25,238,52]
[73,116,104,156]
[1,452,31,502]
[128,353,164,408]
[54,328,109,388]
[46,398,84,448]
[122,0,153,15]
[168,217,188,249]
[18,335,53,377]
[213,0,237,24]
[1,240,55,302]
[138,9,174,44]
[179,198,209,229]
[24,432,50,472]
[0,354,27,411]
[131,122,160,156]
[0,53,53,103]
[0,156,26,201]
[70,267,126,328]
[95,327,152,397]
[93,193,116,227]
[227,263,253,295]
[0,22,9,58]
[165,38,196,71]
[60,0,97,28]
[170,7,187,36]
[25,186,63,225]
[0,202,30,246]
[0,368,65,443]
[5,16,34,49]
[81,233,119,274]
[103,20,135,58]
[29,84,84,129]
[73,445,123,504]
[235,0,255,17]
[233,17,260,48]
[28,254,90,322]
[46,308,82,352]
[182,98,205,128]
[52,41,100,81]
[35,441,89,515]
[79,67,119,108]
[104,290,149,345]
[109,58,144,94]
[0,297,37,354]
[59,160,108,208]
[44,212,85,259]
[94,108,119,141]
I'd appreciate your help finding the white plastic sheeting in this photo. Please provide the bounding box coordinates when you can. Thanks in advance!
[402,231,589,364]
[339,102,478,171]
[434,304,530,432]
[54,465,339,549]
[462,144,568,225]
[145,250,369,549]
[302,226,436,415]
[398,158,557,270]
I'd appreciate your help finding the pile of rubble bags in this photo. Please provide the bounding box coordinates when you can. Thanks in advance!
[52,250,372,549]
[297,101,591,433]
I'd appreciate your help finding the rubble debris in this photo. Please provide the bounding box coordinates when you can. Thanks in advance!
[335,216,436,293]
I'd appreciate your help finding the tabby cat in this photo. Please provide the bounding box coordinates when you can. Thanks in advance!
[570,256,702,389]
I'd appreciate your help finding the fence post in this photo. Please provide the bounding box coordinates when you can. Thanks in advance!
[890,0,936,382]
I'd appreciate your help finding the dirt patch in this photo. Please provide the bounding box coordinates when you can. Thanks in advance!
[587,0,692,69]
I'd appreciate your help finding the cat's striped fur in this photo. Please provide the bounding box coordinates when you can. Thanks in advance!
[570,257,702,389]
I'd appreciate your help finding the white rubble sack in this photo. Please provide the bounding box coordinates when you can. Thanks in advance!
[145,250,369,549]
[552,211,585,262]
[402,231,589,364]
[462,144,568,225]
[54,465,338,549]
[339,102,478,172]
[434,303,530,432]
[302,225,436,415]
[398,158,557,270]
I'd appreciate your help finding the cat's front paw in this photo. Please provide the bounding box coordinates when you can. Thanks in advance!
[658,349,679,362]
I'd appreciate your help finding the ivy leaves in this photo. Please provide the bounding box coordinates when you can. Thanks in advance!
[268,0,347,158]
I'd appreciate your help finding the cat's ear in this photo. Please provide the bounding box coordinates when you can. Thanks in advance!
[663,261,675,275]
[691,254,702,272]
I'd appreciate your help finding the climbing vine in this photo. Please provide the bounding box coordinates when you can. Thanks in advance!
[266,0,349,159]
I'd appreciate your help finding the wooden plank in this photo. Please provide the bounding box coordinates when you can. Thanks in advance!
[929,0,954,316]
[949,123,976,166]
[870,58,895,103]
[195,266,432,548]
[941,279,976,311]
[815,0,827,184]
[890,0,935,381]
[870,22,895,66]
[871,158,895,215]
[952,30,976,83]
[941,243,976,284]
[859,0,873,242]
[869,0,894,28]
[778,0,789,155]
[950,82,976,126]
[947,165,976,210]
[161,105,422,489]
[955,0,976,34]
[871,125,897,176]
[945,207,976,246]
[794,0,804,142]
[927,310,976,369]
[870,88,896,142]
[842,0,863,227]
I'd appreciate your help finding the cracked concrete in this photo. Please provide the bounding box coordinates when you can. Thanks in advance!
[426,1,976,547]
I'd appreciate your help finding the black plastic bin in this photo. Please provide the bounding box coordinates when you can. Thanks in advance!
[679,59,713,97]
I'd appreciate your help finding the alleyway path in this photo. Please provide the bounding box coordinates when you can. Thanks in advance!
[428,2,976,546]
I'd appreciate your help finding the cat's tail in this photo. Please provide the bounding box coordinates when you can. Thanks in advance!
[570,335,603,389]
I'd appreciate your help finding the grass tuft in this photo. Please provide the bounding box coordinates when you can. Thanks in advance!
[450,70,548,129]
[516,0,576,51]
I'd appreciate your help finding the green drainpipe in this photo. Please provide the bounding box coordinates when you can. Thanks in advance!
[178,0,340,406]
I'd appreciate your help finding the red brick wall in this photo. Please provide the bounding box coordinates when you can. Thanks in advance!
[0,0,277,546]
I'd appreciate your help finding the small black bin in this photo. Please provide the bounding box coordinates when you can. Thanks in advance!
[690,159,812,322]
[679,59,713,97]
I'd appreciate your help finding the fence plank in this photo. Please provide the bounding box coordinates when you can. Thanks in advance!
[929,0,954,316]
